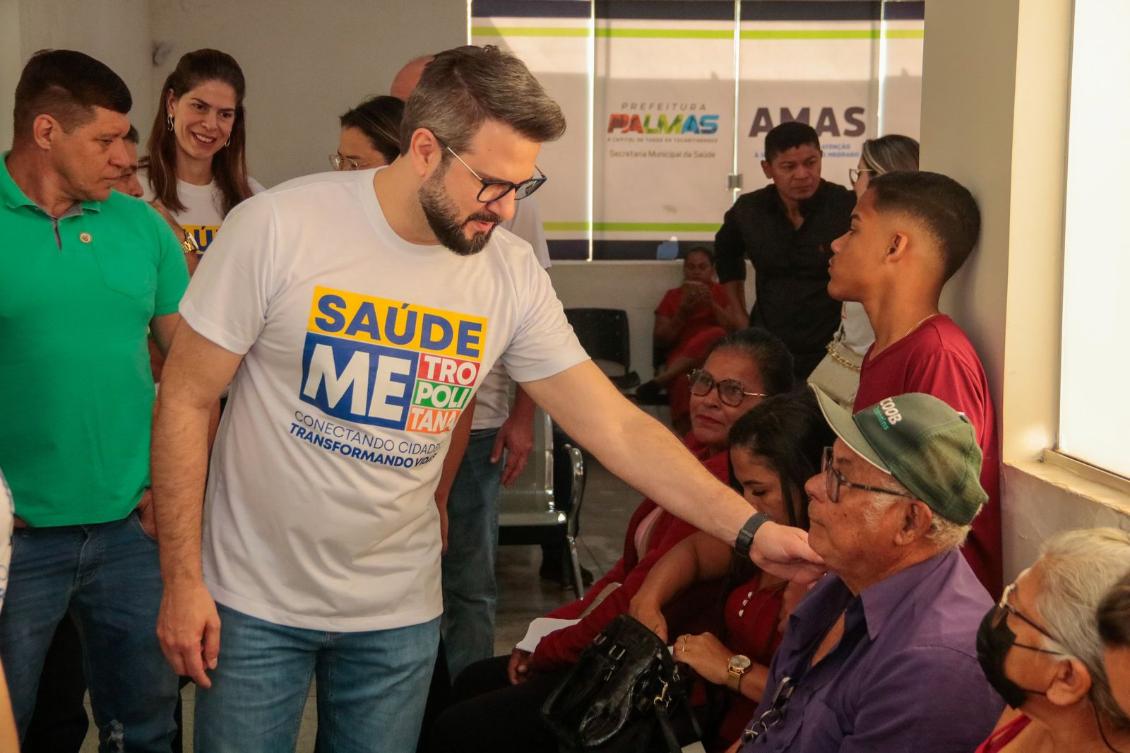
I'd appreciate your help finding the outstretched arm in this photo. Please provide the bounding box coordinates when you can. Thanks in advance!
[521,361,823,583]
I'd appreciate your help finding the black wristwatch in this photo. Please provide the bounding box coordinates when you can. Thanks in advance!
[734,512,770,558]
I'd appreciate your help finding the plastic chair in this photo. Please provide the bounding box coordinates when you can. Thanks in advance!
[564,308,641,392]
[498,410,588,598]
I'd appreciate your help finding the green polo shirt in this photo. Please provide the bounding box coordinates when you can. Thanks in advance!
[0,154,189,525]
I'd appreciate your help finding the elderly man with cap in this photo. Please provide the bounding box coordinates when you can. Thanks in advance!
[737,389,1004,753]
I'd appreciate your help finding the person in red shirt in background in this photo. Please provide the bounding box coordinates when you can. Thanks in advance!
[827,170,1002,597]
[641,246,747,433]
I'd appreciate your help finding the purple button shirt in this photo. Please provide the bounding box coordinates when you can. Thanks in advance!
[740,549,1004,753]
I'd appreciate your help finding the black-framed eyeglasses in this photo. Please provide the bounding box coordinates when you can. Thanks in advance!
[742,675,795,742]
[687,369,767,407]
[848,167,876,186]
[820,447,916,504]
[993,581,1067,655]
[441,143,547,203]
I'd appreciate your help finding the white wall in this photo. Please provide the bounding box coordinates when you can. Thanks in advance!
[920,0,1130,579]
[0,0,153,149]
[0,0,21,149]
[148,0,467,188]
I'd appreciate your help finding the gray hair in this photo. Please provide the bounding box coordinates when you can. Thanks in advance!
[861,134,920,175]
[926,515,970,549]
[859,485,968,551]
[1036,528,1130,729]
[400,45,566,156]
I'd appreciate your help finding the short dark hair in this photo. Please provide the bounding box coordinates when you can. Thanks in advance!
[684,245,713,263]
[124,125,139,144]
[340,95,404,164]
[402,45,566,155]
[764,121,820,162]
[868,171,982,281]
[12,49,131,139]
[1099,570,1130,648]
[728,389,833,529]
[707,327,794,397]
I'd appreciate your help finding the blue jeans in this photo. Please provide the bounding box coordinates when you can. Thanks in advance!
[195,604,439,753]
[0,511,179,752]
[441,428,502,682]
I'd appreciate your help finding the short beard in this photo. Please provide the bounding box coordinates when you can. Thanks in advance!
[418,164,501,257]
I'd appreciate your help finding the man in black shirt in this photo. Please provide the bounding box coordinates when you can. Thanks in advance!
[714,122,855,378]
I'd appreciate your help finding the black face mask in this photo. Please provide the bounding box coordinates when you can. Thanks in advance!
[976,604,1053,708]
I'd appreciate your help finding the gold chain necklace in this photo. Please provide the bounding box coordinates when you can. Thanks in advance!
[868,313,939,361]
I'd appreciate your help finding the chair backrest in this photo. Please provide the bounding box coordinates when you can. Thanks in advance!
[564,308,632,376]
[560,444,586,539]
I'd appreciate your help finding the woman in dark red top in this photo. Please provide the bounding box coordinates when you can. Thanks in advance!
[630,390,832,751]
[426,328,795,753]
[643,247,747,433]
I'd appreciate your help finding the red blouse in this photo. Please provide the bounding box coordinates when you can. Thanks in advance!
[973,713,1030,753]
[711,573,786,750]
[655,283,731,359]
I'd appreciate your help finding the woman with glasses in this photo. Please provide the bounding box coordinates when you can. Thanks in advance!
[639,247,747,434]
[809,134,919,408]
[628,390,832,751]
[427,328,794,753]
[331,95,404,171]
[141,49,264,254]
[974,528,1130,753]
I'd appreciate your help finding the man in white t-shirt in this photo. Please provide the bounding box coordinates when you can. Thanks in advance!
[152,45,823,753]
[391,50,555,685]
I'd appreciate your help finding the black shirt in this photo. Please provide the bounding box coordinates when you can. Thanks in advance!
[714,180,855,377]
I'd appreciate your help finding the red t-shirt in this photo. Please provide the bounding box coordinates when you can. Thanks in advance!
[656,283,731,359]
[854,315,1002,598]
[529,436,731,672]
[712,574,786,750]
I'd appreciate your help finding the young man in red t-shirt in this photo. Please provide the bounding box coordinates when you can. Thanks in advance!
[825,170,1002,597]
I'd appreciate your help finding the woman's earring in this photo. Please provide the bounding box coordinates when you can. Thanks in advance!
[224,139,231,148]
[166,113,174,132]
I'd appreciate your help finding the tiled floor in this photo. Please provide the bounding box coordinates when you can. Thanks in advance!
[79,458,642,752]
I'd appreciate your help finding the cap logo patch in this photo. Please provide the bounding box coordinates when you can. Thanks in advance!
[875,397,903,429]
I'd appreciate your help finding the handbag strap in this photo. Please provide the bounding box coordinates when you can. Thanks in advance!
[653,678,703,753]
[655,703,683,753]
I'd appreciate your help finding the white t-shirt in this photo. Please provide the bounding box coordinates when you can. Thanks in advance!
[472,194,552,430]
[180,168,587,631]
[139,168,265,251]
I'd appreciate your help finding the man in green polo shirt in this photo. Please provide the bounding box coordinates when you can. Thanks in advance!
[0,49,187,751]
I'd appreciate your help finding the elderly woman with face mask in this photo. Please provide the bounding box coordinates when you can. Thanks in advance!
[975,528,1130,753]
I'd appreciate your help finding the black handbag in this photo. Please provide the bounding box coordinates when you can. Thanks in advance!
[541,615,702,753]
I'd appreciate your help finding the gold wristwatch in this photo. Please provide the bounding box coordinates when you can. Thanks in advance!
[727,654,751,692]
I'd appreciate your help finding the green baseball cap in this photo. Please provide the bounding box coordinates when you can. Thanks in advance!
[810,386,988,525]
